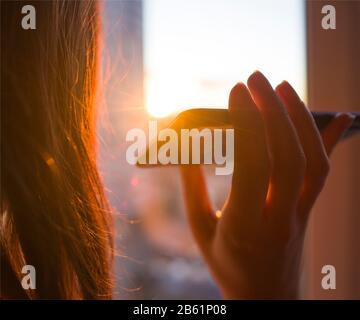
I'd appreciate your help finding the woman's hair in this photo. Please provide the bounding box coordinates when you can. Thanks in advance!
[1,1,113,299]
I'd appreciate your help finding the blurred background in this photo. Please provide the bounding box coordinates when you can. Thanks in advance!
[97,0,360,299]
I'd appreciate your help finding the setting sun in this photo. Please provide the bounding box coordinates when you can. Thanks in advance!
[145,76,187,118]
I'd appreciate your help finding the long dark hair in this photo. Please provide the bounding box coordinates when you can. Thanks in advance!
[1,0,113,299]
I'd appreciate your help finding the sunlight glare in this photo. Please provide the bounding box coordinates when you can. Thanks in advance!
[144,0,306,118]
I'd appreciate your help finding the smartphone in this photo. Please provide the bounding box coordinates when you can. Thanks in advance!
[137,108,360,167]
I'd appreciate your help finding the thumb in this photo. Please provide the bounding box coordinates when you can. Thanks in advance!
[179,165,216,251]
[321,113,355,156]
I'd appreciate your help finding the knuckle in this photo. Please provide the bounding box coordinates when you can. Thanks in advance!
[306,157,330,188]
[307,157,330,178]
[319,158,330,177]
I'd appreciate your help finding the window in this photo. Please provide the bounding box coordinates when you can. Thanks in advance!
[101,0,308,299]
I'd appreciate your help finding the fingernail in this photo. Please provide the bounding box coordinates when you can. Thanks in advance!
[230,82,247,97]
[340,113,355,132]
[250,70,264,80]
[233,82,246,90]
[276,81,290,95]
[336,112,355,121]
[345,112,356,120]
[248,70,269,88]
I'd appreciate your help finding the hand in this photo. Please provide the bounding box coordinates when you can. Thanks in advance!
[180,71,354,299]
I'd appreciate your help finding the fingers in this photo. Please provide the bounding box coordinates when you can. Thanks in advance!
[276,81,328,177]
[275,81,329,214]
[228,83,270,216]
[179,165,217,251]
[223,83,270,230]
[276,82,354,217]
[247,72,306,220]
[321,113,355,155]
